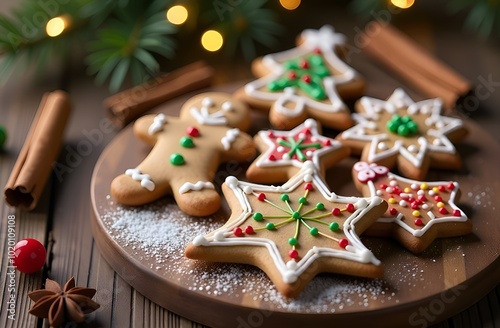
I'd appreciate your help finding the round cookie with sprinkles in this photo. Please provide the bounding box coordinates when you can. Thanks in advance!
[235,25,365,130]
[246,118,350,183]
[185,161,387,298]
[352,161,472,254]
[337,88,468,180]
[110,93,256,216]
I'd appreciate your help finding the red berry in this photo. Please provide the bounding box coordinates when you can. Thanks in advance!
[302,75,312,83]
[288,71,297,79]
[268,154,276,161]
[439,185,446,192]
[389,208,398,215]
[186,126,200,137]
[452,209,462,217]
[332,208,341,216]
[289,249,299,259]
[338,238,349,249]
[233,227,243,237]
[346,204,355,213]
[304,183,313,191]
[257,193,266,201]
[414,218,423,226]
[245,226,255,234]
[439,207,449,215]
[447,182,455,191]
[13,238,46,274]
[434,195,443,202]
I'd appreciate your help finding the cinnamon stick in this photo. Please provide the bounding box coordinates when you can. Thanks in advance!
[105,61,215,128]
[4,91,71,210]
[362,21,472,110]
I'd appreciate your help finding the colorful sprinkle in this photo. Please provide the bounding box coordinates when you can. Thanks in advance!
[233,227,243,237]
[389,208,398,215]
[304,183,314,191]
[414,218,423,226]
[253,212,263,221]
[437,202,445,208]
[329,222,339,231]
[388,198,396,204]
[316,202,325,210]
[438,208,448,215]
[299,197,307,204]
[331,208,341,216]
[338,238,349,249]
[170,153,185,165]
[447,182,455,190]
[179,136,194,148]
[309,227,319,236]
[412,210,421,217]
[186,126,200,137]
[288,237,298,246]
[266,222,275,230]
[289,249,299,259]
[257,193,266,201]
[346,203,355,213]
[281,194,290,201]
[420,183,428,190]
[245,226,254,234]
[453,209,462,217]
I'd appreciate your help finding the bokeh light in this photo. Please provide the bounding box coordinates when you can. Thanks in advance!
[166,5,188,25]
[46,16,67,37]
[279,0,301,10]
[201,30,223,52]
[391,0,415,9]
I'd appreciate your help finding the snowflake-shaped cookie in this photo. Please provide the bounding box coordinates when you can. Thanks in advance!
[185,162,387,298]
[237,25,365,130]
[246,119,350,183]
[352,161,472,253]
[338,89,468,180]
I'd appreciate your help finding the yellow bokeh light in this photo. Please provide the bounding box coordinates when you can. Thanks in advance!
[166,5,188,25]
[46,16,67,37]
[391,0,415,9]
[201,30,223,52]
[279,0,301,10]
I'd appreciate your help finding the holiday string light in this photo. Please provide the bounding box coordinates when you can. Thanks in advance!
[390,0,415,9]
[46,16,69,37]
[166,5,188,25]
[201,30,223,52]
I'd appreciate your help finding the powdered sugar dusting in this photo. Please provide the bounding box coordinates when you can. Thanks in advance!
[100,197,399,312]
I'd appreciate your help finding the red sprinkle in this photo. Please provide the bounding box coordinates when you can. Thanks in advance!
[302,75,312,83]
[304,183,314,191]
[313,48,322,54]
[233,227,243,237]
[268,154,276,161]
[434,195,443,202]
[411,202,419,210]
[338,238,349,249]
[323,139,331,146]
[393,187,402,195]
[267,131,274,138]
[379,184,388,190]
[447,182,455,190]
[245,226,254,234]
[332,208,341,216]
[389,208,398,215]
[439,207,449,215]
[414,218,423,226]
[418,195,427,202]
[452,209,462,217]
[346,204,355,213]
[288,71,297,79]
[289,249,299,259]
[439,185,446,192]
[300,60,309,69]
[186,126,200,137]
[257,193,266,201]
[302,128,311,135]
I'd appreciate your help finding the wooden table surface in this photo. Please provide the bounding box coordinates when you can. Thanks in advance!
[0,1,499,327]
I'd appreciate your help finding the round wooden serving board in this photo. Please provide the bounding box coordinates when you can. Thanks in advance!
[91,84,500,328]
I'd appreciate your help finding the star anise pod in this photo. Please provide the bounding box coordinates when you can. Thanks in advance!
[28,277,100,327]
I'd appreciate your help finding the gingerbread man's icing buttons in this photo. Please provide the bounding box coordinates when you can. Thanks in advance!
[111,93,256,217]
[235,25,365,131]
[338,89,468,180]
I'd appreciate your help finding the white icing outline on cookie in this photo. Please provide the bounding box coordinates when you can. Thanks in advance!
[179,181,215,194]
[221,128,240,151]
[125,168,155,191]
[190,97,230,125]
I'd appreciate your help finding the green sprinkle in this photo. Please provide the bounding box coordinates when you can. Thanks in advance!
[179,136,194,148]
[292,212,301,220]
[316,202,325,210]
[299,197,307,204]
[329,222,339,231]
[170,153,185,166]
[288,237,298,246]
[281,194,290,202]
[266,222,275,230]
[310,227,319,236]
[253,212,263,221]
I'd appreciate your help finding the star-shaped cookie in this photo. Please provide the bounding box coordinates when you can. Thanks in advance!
[246,118,350,183]
[185,161,387,298]
[236,25,365,130]
[352,161,472,253]
[337,89,468,180]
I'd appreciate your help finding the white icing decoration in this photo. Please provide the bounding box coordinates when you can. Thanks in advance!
[148,113,167,135]
[221,128,240,150]
[179,181,215,194]
[341,89,464,169]
[190,161,383,285]
[222,101,233,111]
[125,168,155,191]
[190,98,231,126]
[193,235,208,246]
[243,186,253,194]
[244,25,359,117]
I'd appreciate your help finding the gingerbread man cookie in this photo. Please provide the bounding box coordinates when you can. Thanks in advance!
[246,118,350,183]
[337,89,468,180]
[186,161,387,298]
[111,93,256,216]
[235,25,365,130]
[352,161,472,253]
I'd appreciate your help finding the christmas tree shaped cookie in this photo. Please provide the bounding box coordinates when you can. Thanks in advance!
[185,161,387,298]
[246,118,350,183]
[352,161,472,253]
[236,25,365,130]
[338,89,468,180]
